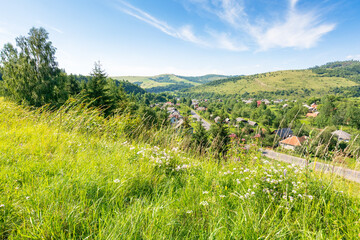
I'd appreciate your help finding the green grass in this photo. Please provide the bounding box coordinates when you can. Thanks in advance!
[112,74,229,89]
[1,98,360,239]
[188,69,359,95]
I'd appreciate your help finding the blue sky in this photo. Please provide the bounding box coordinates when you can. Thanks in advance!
[0,0,359,76]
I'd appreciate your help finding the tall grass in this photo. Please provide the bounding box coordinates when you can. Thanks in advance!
[0,98,360,239]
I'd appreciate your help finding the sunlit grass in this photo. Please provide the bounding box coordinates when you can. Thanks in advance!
[0,98,360,239]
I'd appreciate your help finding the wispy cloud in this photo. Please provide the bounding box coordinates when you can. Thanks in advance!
[114,0,247,51]
[248,2,336,50]
[116,0,335,52]
[36,21,64,34]
[185,0,335,51]
[115,0,206,46]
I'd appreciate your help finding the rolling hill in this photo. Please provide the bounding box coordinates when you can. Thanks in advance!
[112,74,230,93]
[183,61,360,97]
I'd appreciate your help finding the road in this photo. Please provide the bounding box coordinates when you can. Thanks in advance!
[261,149,360,184]
[191,110,212,130]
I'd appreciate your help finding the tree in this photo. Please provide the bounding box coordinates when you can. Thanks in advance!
[86,61,112,110]
[65,74,81,97]
[192,120,208,152]
[0,27,62,106]
[210,123,230,158]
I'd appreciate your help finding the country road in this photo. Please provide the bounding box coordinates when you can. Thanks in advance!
[262,149,360,184]
[191,110,212,130]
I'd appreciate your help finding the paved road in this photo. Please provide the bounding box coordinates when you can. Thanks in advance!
[191,110,212,130]
[262,149,360,184]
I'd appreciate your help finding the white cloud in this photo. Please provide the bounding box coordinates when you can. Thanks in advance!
[251,11,335,50]
[116,1,207,46]
[116,0,335,52]
[346,55,360,60]
[185,0,335,51]
[115,0,247,51]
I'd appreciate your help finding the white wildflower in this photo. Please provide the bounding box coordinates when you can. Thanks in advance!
[202,191,209,194]
[26,196,30,200]
[219,195,226,198]
[186,210,193,214]
[307,195,313,200]
[200,201,209,206]
[113,179,121,183]
[0,204,4,208]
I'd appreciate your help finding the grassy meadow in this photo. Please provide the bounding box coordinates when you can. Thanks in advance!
[188,70,359,95]
[1,98,360,239]
[112,75,201,89]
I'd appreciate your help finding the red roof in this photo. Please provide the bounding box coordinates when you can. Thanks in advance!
[280,136,307,147]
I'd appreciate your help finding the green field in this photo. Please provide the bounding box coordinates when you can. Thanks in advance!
[112,74,229,89]
[187,70,359,95]
[1,98,360,239]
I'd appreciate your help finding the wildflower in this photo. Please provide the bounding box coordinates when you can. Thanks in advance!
[130,147,135,150]
[26,196,30,200]
[298,194,303,198]
[283,169,287,177]
[202,191,209,194]
[186,210,193,214]
[289,196,294,202]
[219,195,226,198]
[0,204,4,208]
[113,179,121,183]
[251,192,255,195]
[307,195,314,200]
[200,201,209,206]
[136,151,143,155]
[236,179,240,184]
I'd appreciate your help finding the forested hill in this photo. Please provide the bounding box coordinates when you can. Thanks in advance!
[181,61,360,98]
[112,74,230,93]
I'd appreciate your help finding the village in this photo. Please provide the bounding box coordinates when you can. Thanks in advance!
[155,97,352,157]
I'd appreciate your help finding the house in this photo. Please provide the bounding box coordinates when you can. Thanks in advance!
[274,128,293,139]
[214,116,221,123]
[306,112,319,118]
[197,107,207,111]
[262,99,271,105]
[332,130,351,142]
[311,103,318,109]
[165,102,174,106]
[236,117,248,123]
[279,136,307,150]
[248,120,258,127]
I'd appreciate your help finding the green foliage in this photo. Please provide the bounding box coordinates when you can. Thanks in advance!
[0,27,62,106]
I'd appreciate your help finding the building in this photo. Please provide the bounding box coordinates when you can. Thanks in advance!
[279,136,307,150]
[236,117,248,123]
[214,116,221,123]
[274,128,293,139]
[306,112,319,118]
[248,121,258,127]
[332,130,351,142]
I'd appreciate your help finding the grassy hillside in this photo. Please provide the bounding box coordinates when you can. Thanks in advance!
[1,98,360,238]
[186,69,359,96]
[112,74,229,93]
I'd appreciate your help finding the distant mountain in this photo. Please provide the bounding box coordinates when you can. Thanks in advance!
[182,61,360,98]
[112,74,231,93]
